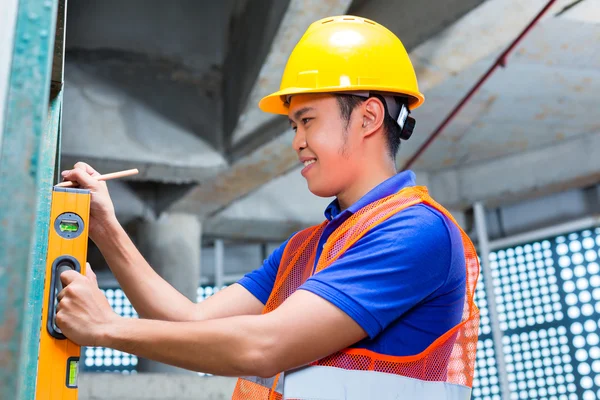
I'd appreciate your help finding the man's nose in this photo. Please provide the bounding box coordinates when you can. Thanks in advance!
[292,128,307,152]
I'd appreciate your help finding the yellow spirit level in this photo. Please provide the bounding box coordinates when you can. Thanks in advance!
[36,187,90,399]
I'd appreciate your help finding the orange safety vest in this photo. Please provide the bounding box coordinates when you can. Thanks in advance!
[232,186,480,400]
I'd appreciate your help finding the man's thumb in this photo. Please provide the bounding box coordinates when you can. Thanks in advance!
[59,269,80,286]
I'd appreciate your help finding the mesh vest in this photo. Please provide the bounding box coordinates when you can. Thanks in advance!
[232,186,480,400]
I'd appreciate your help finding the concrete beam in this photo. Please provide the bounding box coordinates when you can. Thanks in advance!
[64,0,234,151]
[485,185,600,241]
[60,154,223,185]
[123,181,197,217]
[65,48,224,151]
[348,0,484,52]
[229,0,352,145]
[226,115,290,164]
[171,141,339,220]
[222,0,290,144]
[428,130,600,210]
[61,63,227,183]
[65,0,233,70]
[170,130,298,217]
[203,216,309,243]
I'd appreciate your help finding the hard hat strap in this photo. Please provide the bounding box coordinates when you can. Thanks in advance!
[284,91,416,140]
[366,93,415,141]
[336,91,409,129]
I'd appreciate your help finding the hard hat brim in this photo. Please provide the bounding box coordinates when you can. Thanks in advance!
[259,86,425,116]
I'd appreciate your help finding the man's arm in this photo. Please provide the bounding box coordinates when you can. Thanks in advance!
[56,270,367,378]
[95,218,264,321]
[62,163,265,322]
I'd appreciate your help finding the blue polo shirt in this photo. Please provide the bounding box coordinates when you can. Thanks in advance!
[237,171,466,356]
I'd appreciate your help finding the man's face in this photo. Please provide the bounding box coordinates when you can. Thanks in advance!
[288,93,361,198]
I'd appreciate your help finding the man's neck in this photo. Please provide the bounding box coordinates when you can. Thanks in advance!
[336,164,397,211]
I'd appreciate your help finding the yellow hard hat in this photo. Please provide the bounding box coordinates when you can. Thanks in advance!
[259,15,425,115]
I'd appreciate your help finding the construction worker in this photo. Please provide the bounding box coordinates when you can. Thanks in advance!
[57,16,479,399]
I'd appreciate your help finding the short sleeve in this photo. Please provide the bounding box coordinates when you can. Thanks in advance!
[236,237,290,304]
[299,205,455,339]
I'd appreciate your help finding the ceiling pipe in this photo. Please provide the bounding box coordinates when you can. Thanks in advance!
[402,0,558,171]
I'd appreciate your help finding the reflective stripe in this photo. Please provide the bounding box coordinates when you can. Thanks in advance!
[282,366,472,400]
[239,373,284,393]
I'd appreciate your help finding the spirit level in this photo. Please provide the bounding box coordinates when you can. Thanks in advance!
[36,186,90,399]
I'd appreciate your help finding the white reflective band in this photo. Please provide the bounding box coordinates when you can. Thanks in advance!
[239,373,284,393]
[282,366,472,400]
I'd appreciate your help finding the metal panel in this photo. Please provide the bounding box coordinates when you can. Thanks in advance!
[20,92,62,397]
[0,0,60,398]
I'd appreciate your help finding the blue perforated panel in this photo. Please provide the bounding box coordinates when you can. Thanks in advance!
[472,227,600,400]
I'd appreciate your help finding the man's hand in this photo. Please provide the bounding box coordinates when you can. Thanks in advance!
[60,162,117,241]
[56,264,119,347]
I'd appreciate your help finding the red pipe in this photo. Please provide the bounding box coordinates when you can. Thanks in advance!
[402,0,558,171]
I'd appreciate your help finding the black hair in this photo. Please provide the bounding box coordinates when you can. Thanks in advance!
[335,94,402,159]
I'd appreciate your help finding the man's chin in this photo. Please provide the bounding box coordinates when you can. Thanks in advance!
[307,181,338,199]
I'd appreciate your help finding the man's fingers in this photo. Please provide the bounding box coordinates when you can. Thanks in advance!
[74,161,101,177]
[61,168,99,190]
[59,269,81,286]
[56,299,62,312]
[60,161,102,185]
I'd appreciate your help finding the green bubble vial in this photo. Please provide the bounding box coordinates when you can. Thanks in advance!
[59,219,79,232]
[67,359,78,388]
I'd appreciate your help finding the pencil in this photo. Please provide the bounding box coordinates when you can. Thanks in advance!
[56,168,139,188]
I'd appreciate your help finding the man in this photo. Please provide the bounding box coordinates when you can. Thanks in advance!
[57,16,479,399]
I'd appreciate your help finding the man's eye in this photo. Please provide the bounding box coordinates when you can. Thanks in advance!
[291,126,297,132]
[302,118,312,125]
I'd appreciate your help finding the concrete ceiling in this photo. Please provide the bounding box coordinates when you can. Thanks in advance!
[402,13,600,171]
[59,0,600,243]
[168,0,492,217]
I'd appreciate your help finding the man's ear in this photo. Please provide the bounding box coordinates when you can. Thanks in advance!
[361,97,385,137]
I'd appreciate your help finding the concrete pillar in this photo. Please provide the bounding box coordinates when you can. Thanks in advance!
[135,213,202,374]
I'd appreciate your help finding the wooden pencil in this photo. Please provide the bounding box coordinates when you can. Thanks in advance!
[56,168,139,188]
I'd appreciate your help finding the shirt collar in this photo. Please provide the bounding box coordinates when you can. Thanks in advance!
[324,170,417,221]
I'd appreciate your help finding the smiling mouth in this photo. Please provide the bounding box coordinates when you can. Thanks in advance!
[303,159,316,167]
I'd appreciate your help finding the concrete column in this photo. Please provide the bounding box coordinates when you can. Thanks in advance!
[135,213,202,374]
